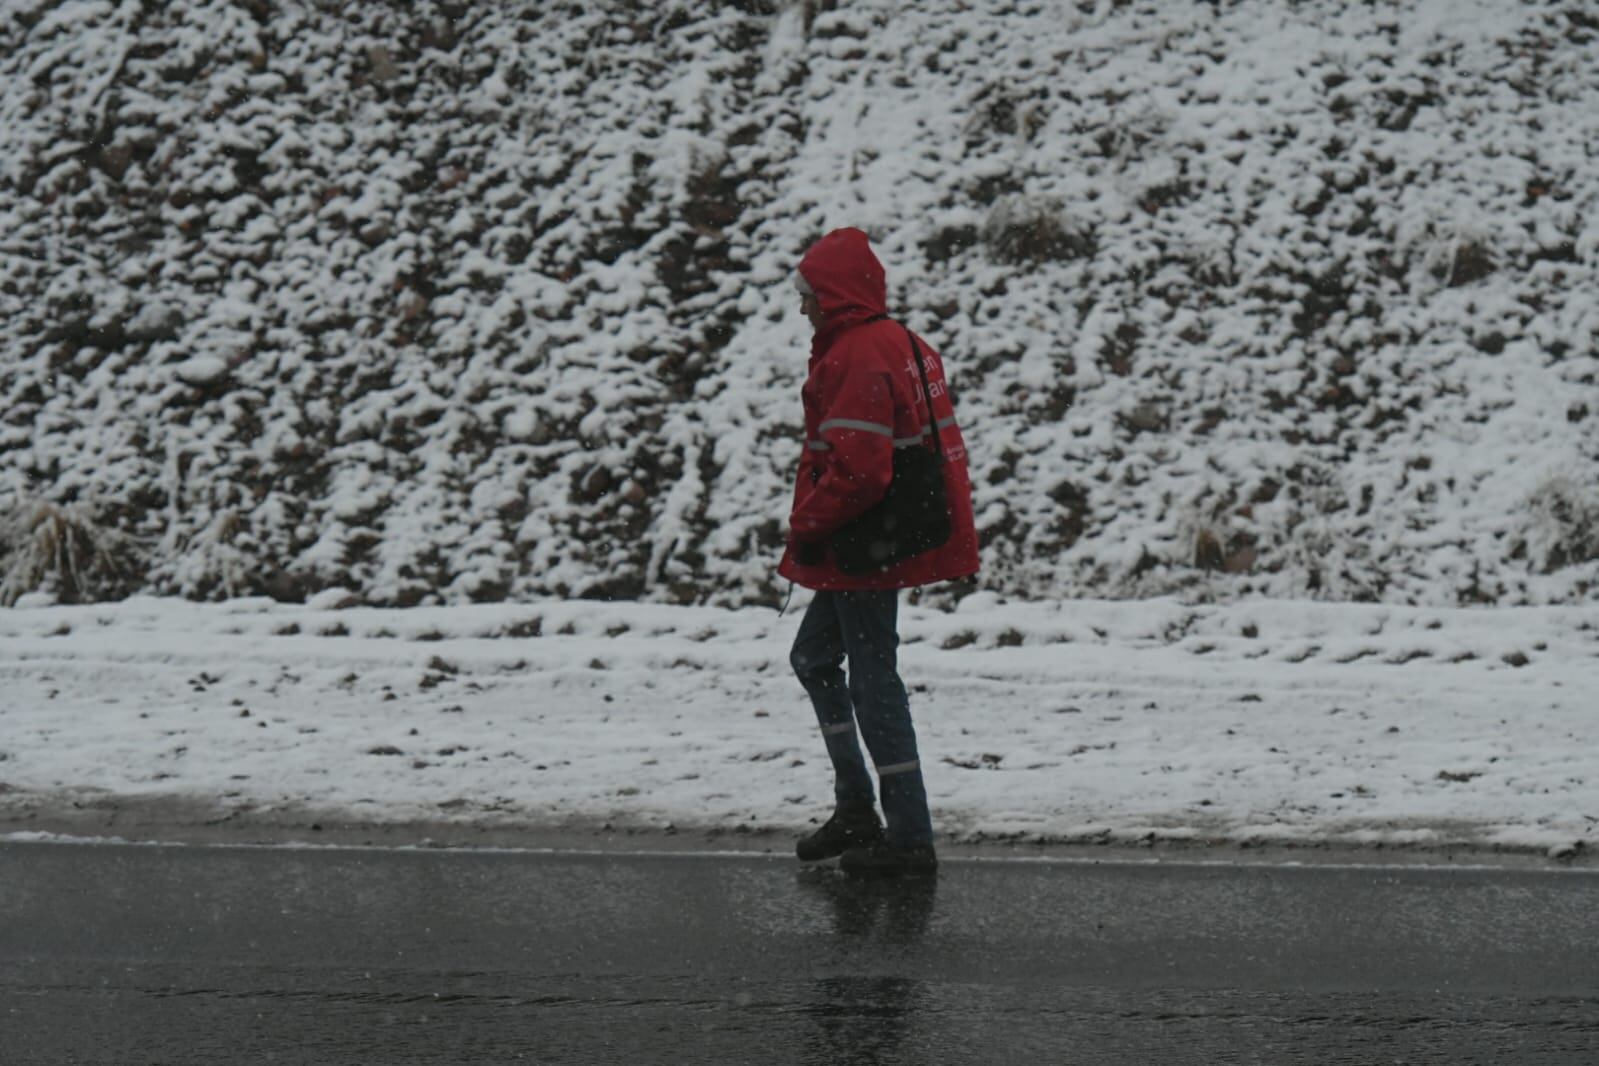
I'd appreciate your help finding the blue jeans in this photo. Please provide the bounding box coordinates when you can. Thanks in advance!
[790,589,932,847]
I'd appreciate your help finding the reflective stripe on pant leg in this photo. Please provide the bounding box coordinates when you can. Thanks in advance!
[833,590,933,845]
[878,764,932,848]
[792,591,875,810]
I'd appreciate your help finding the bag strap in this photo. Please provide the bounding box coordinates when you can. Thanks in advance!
[864,314,945,461]
[906,330,946,461]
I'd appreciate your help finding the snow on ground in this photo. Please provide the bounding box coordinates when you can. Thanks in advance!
[2,596,1594,855]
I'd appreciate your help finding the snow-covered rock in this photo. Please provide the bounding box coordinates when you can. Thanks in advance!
[172,356,230,387]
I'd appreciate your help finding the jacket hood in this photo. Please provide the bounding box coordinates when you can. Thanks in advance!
[797,228,888,349]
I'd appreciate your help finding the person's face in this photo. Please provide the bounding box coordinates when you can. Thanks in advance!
[800,290,824,332]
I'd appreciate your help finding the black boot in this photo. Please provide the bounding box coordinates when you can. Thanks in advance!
[839,841,938,877]
[796,806,884,862]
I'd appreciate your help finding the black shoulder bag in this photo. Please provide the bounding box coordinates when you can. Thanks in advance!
[829,323,954,575]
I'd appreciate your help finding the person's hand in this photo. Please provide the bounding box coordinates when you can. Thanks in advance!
[793,539,827,566]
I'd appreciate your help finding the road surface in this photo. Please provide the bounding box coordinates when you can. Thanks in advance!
[3,840,1596,1063]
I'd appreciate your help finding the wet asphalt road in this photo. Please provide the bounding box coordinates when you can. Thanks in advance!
[2,840,1597,1065]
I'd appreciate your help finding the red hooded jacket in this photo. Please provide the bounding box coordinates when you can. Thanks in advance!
[778,228,981,591]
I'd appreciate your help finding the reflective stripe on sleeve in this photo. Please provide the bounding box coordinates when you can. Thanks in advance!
[819,418,894,438]
[807,440,832,452]
[895,417,961,448]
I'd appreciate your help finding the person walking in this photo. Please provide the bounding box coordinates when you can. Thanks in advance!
[780,227,980,876]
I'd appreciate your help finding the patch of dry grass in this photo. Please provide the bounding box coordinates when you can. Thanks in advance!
[0,500,140,606]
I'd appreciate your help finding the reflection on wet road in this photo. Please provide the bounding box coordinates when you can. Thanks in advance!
[3,841,1596,1063]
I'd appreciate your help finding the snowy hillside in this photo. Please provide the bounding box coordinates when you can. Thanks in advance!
[2,0,1597,608]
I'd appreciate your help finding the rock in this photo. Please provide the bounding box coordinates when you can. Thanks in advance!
[307,587,361,610]
[1224,544,1258,573]
[126,303,182,343]
[1120,404,1167,434]
[173,356,230,386]
[367,45,400,83]
[97,144,136,182]
[579,466,614,501]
